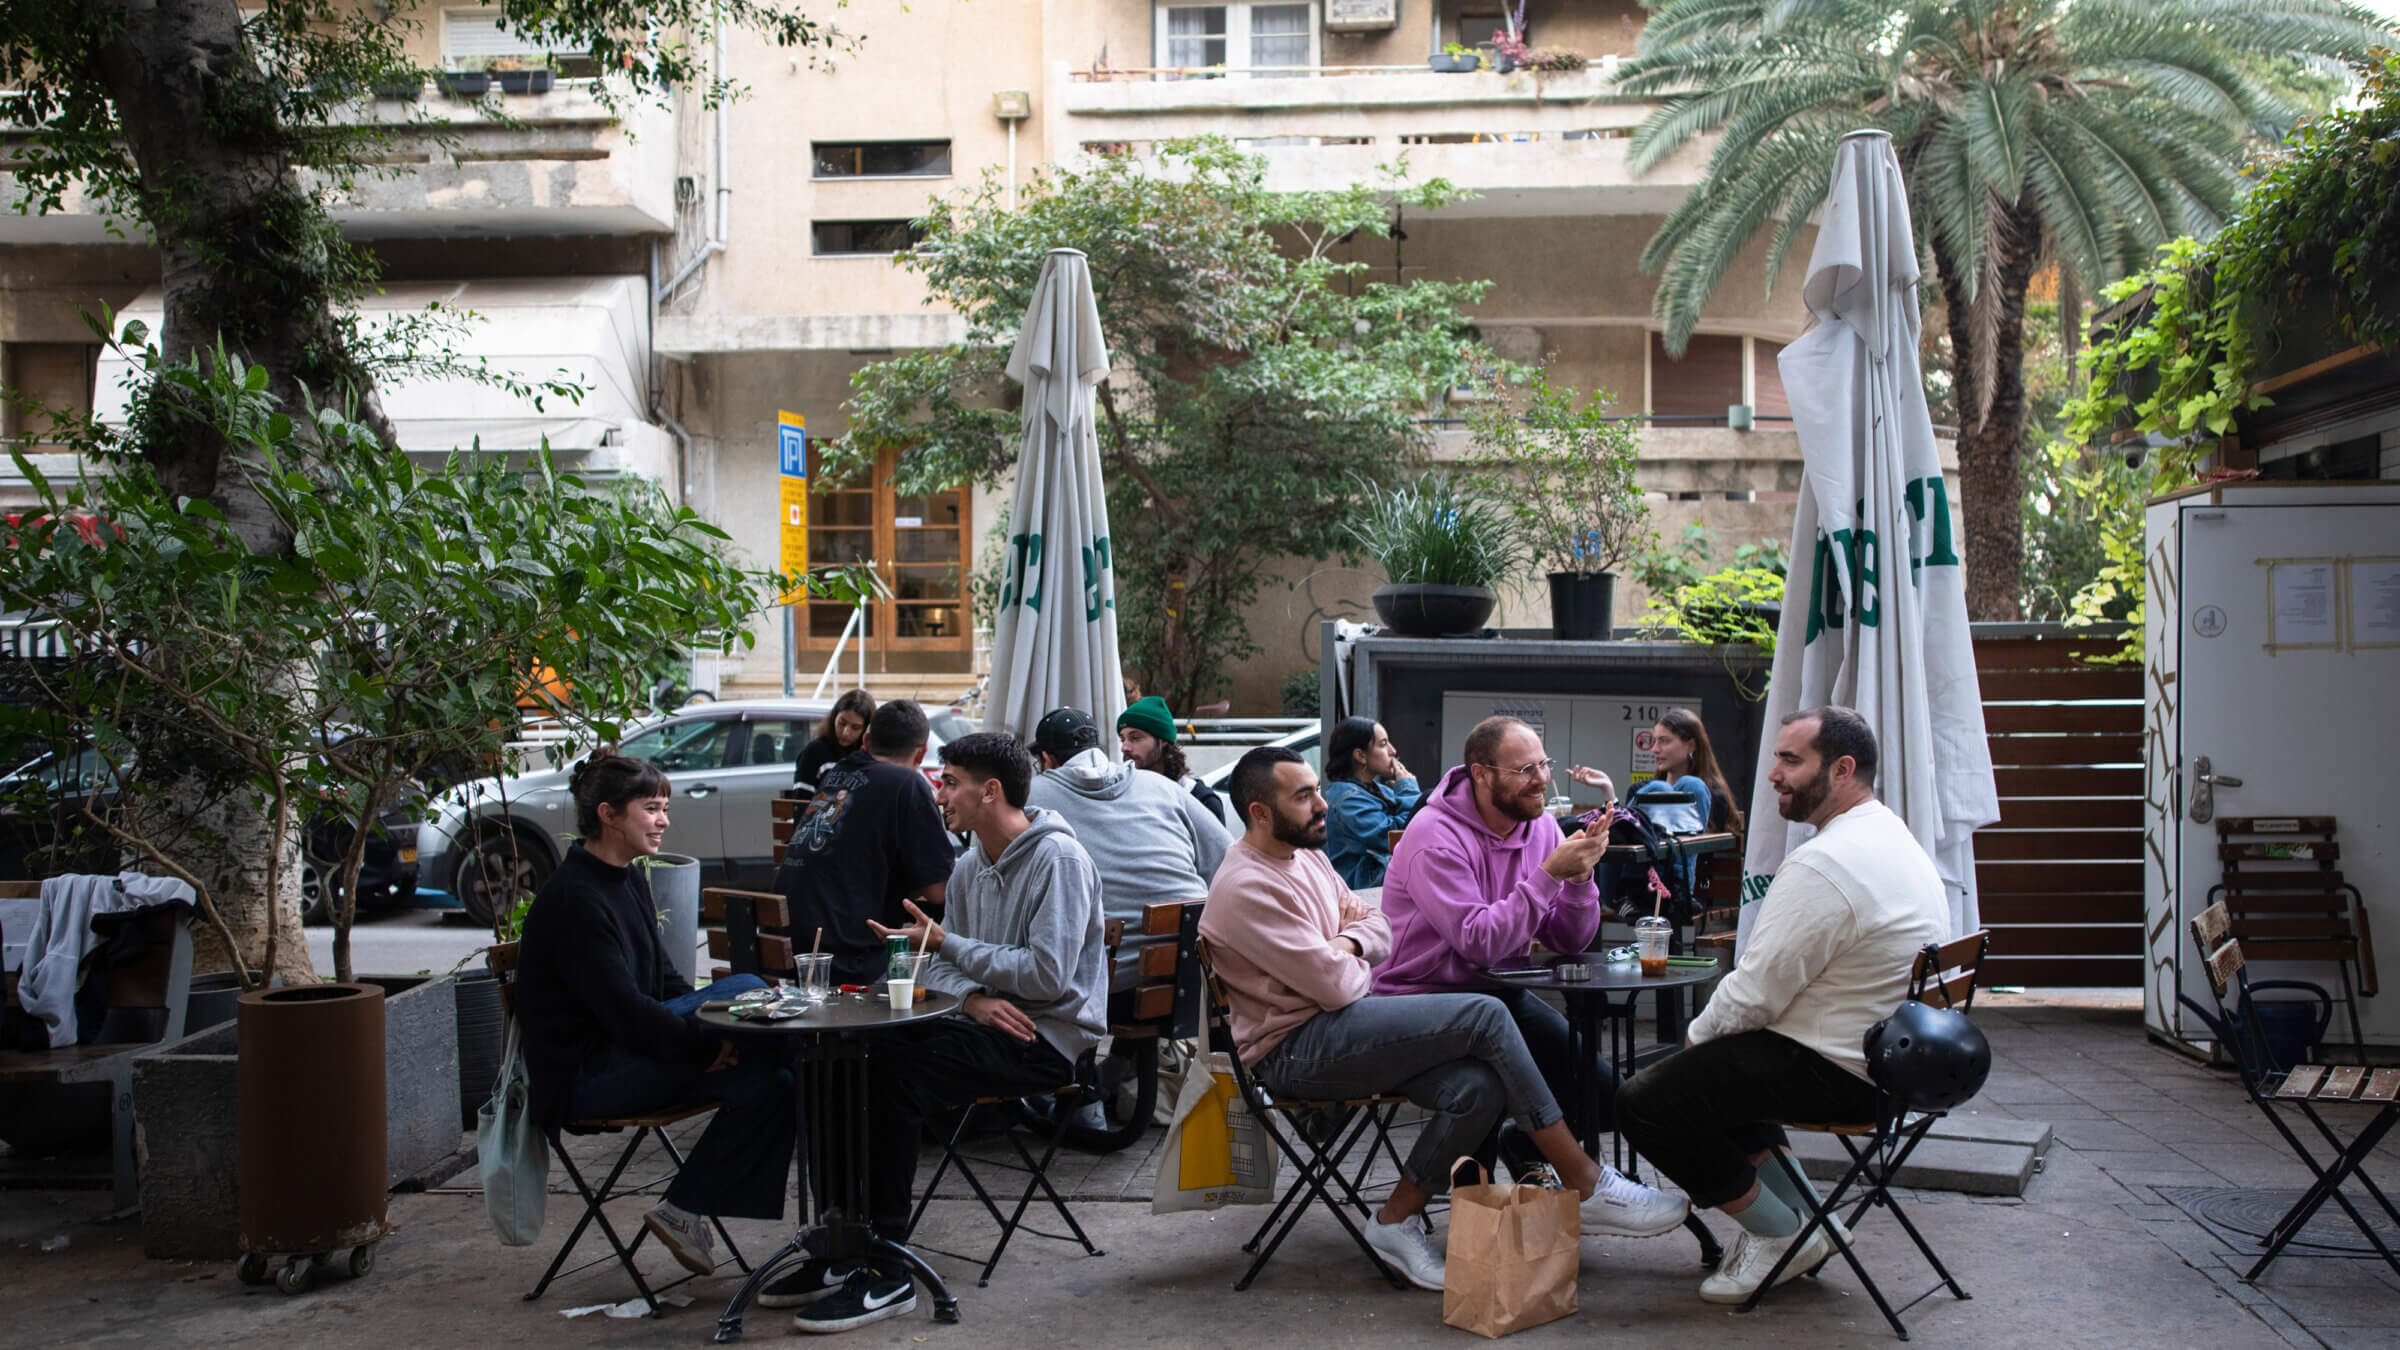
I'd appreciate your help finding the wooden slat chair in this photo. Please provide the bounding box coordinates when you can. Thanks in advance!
[486,941,751,1317]
[1057,898,1209,1152]
[2181,903,2400,1282]
[701,888,795,982]
[1740,930,1993,1340]
[769,796,803,869]
[1191,936,1412,1293]
[2208,816,2375,1066]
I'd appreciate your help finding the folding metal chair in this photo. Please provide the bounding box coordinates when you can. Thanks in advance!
[1741,930,1992,1340]
[1191,938,1411,1292]
[485,942,752,1317]
[903,1052,1105,1287]
[2182,902,2400,1282]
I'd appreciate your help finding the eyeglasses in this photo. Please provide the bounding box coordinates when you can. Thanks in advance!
[1477,758,1555,782]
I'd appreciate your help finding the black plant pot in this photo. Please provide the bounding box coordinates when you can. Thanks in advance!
[497,70,553,94]
[1373,583,1496,637]
[437,71,490,97]
[454,970,507,1130]
[1548,570,1617,640]
[186,971,270,1034]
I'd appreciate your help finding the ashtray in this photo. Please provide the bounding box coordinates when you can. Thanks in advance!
[1556,961,1592,983]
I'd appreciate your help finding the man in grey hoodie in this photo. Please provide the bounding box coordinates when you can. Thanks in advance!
[1026,706,1229,990]
[783,731,1106,1335]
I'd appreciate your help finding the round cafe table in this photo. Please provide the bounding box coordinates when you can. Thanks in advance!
[1481,949,1731,1268]
[697,988,963,1341]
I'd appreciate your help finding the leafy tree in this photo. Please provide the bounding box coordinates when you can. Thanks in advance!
[1613,0,2390,620]
[0,0,836,972]
[833,138,1493,707]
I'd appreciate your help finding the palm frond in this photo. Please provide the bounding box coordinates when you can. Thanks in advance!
[1649,130,1843,354]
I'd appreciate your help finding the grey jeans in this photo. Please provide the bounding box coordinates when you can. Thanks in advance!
[1259,993,1564,1193]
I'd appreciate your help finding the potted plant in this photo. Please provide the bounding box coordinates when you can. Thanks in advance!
[488,55,554,95]
[1347,471,1526,637]
[1528,47,1588,73]
[1465,367,1653,640]
[437,68,491,97]
[1489,31,1530,74]
[1430,43,1482,73]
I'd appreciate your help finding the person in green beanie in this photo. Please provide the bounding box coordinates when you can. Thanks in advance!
[1117,696,1228,826]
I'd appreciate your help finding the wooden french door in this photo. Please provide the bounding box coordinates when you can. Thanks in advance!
[802,448,973,674]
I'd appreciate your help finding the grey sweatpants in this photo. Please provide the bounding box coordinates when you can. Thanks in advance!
[1258,993,1564,1193]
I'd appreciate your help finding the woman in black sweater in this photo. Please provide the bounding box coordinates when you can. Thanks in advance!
[515,752,793,1276]
[794,688,875,794]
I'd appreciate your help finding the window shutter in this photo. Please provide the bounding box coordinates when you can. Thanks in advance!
[1649,332,1745,422]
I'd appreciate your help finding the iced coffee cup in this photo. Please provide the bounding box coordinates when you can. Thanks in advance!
[1634,915,1673,977]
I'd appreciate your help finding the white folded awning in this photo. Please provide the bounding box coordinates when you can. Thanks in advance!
[94,275,651,455]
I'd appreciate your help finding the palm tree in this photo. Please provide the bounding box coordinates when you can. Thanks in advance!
[1616,0,2389,618]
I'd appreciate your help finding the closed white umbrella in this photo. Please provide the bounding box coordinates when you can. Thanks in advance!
[984,248,1127,747]
[1738,131,1998,944]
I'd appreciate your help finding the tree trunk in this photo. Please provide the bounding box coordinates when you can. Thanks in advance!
[1932,202,2042,623]
[80,0,398,982]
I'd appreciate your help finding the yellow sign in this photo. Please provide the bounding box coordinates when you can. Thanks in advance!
[776,411,808,605]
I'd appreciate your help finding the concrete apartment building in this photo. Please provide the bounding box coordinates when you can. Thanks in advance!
[0,1,1947,708]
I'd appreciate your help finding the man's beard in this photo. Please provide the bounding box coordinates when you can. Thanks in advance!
[1493,782,1546,823]
[1777,766,1830,822]
[1273,807,1329,850]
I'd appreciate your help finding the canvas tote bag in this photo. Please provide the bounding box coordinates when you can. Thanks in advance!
[1150,1008,1278,1213]
[478,1019,549,1245]
[1442,1160,1581,1338]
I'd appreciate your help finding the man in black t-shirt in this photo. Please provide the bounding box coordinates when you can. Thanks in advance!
[773,699,954,985]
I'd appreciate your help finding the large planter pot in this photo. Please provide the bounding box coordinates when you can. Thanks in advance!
[455,969,506,1130]
[137,974,461,1259]
[642,852,702,988]
[185,970,268,1034]
[1372,583,1496,638]
[1548,571,1618,640]
[238,983,390,1258]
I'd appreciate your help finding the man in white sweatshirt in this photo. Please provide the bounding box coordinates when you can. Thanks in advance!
[1616,705,1947,1305]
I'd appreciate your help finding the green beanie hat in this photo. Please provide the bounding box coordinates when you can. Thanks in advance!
[1117,695,1178,745]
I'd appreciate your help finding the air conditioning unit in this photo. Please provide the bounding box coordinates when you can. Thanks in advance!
[1325,0,1400,33]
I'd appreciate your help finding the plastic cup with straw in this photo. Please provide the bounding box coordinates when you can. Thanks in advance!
[796,926,831,1005]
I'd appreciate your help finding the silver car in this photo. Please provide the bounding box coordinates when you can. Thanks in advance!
[418,698,971,926]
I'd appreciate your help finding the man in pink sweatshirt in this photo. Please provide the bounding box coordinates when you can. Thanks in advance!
[1198,744,1676,1295]
[1378,715,1683,1233]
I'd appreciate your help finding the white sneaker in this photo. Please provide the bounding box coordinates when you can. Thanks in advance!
[1698,1225,1833,1304]
[642,1201,717,1277]
[1579,1164,1690,1237]
[1363,1214,1446,1291]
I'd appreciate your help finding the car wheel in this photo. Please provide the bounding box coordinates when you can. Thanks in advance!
[301,861,341,926]
[456,828,551,929]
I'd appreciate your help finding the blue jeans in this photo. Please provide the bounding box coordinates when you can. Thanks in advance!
[568,976,794,1220]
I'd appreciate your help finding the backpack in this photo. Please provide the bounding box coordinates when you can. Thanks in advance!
[1591,806,1699,925]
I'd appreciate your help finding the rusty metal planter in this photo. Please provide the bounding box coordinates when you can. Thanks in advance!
[236,982,390,1256]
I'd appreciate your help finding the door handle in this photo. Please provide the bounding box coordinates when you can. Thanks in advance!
[2188,756,2241,824]
[685,784,717,799]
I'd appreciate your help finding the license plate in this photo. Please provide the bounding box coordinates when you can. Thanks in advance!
[398,847,418,863]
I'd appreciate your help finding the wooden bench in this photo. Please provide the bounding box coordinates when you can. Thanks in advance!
[0,884,194,1209]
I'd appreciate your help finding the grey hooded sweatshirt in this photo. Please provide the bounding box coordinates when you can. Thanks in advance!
[1026,748,1229,977]
[922,808,1109,1065]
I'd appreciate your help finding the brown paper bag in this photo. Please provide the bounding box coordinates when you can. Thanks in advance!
[1441,1160,1580,1338]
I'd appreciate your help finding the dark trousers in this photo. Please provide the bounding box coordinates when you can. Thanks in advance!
[567,975,795,1221]
[1614,1029,1877,1209]
[1469,986,1616,1177]
[863,1020,1074,1233]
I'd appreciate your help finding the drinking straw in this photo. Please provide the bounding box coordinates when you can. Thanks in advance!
[809,927,823,959]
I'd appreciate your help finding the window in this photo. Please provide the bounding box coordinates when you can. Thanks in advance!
[2,343,98,444]
[1649,332,1746,424]
[732,719,805,767]
[1156,3,1315,76]
[1753,340,1790,421]
[811,219,924,256]
[619,717,736,772]
[441,7,598,76]
[813,141,953,179]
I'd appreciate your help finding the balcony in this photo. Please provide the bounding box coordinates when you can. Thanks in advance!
[0,83,674,244]
[1050,61,1709,216]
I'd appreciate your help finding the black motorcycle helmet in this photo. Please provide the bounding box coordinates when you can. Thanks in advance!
[1863,1000,1992,1112]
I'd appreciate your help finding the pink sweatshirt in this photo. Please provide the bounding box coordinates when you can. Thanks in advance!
[1373,764,1601,993]
[1197,840,1393,1065]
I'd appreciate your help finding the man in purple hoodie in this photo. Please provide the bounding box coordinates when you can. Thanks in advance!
[1377,715,1685,1236]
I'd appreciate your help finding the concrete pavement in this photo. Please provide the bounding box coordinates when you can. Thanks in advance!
[5,999,2395,1349]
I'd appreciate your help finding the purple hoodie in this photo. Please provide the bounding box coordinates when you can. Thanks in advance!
[1372,764,1602,994]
